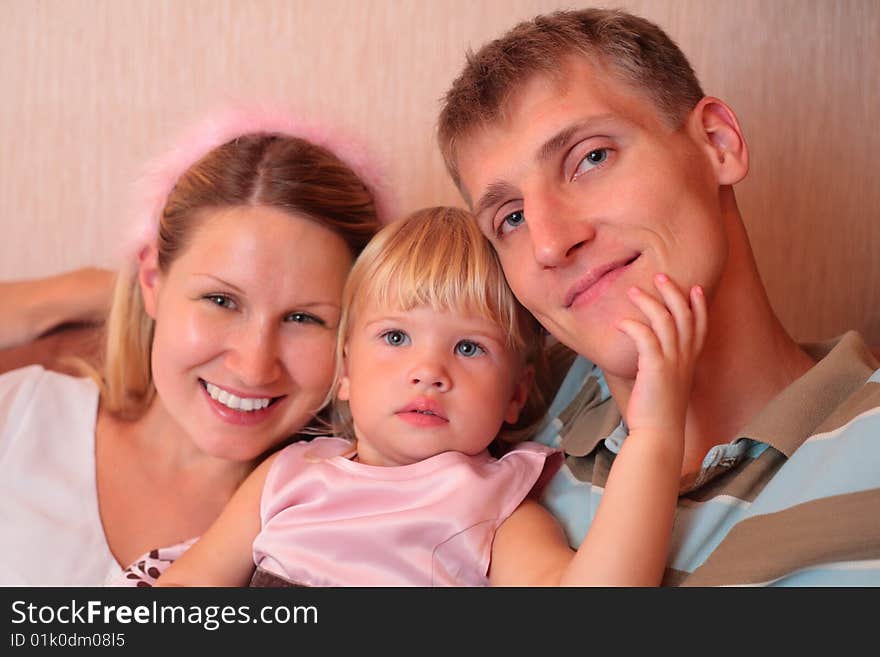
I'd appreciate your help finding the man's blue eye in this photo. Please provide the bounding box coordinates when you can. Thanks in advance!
[455,340,485,358]
[505,210,525,228]
[497,209,525,236]
[576,148,608,175]
[383,330,410,346]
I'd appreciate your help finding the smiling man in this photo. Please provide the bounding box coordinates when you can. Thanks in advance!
[438,8,880,585]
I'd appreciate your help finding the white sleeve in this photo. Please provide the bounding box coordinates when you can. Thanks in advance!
[0,365,45,457]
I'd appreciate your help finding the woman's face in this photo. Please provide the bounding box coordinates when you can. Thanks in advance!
[141,204,353,462]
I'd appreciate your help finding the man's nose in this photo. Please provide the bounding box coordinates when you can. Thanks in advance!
[525,192,595,268]
[224,320,281,387]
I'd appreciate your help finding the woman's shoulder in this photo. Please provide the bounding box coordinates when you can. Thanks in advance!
[0,363,49,388]
[0,365,99,435]
[0,364,97,405]
[0,363,95,389]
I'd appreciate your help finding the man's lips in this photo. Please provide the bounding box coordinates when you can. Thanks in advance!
[564,254,640,308]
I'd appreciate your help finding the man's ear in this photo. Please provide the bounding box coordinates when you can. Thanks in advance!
[504,364,534,425]
[688,96,749,185]
[336,344,352,401]
[138,245,162,319]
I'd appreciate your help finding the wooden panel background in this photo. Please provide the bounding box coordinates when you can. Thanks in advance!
[1,0,877,345]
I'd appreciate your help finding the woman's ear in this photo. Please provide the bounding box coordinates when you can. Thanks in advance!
[138,245,161,319]
[688,96,749,185]
[504,364,534,425]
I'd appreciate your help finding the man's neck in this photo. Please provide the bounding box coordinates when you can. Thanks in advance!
[608,213,816,476]
[679,300,814,475]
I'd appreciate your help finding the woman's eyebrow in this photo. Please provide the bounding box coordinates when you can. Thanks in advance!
[195,273,245,294]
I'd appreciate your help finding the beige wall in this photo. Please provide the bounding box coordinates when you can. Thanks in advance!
[1,0,878,345]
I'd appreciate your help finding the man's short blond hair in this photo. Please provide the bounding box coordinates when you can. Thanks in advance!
[437,8,705,189]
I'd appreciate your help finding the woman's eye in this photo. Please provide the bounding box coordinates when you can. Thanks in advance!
[498,209,525,236]
[382,330,410,347]
[285,312,325,326]
[455,340,485,358]
[574,148,609,177]
[205,294,236,310]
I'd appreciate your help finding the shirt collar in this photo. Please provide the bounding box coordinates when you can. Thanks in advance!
[737,331,878,457]
[560,331,878,463]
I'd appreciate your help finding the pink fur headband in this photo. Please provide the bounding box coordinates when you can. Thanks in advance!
[125,106,396,260]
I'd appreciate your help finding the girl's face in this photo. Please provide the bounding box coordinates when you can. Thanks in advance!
[337,303,531,467]
[141,205,353,462]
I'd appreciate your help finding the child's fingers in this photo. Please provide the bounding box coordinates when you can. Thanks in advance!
[653,274,694,355]
[617,317,662,366]
[690,285,708,355]
[626,285,677,359]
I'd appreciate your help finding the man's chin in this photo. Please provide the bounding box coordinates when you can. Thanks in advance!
[568,332,640,382]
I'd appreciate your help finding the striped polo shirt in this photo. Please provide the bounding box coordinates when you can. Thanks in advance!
[534,331,880,586]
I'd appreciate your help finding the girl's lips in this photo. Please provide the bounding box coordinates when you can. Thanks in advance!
[395,410,449,428]
[397,396,446,417]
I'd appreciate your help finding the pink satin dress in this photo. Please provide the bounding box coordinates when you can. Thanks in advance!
[252,436,559,587]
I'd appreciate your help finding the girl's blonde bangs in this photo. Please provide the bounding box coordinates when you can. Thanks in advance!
[345,207,525,350]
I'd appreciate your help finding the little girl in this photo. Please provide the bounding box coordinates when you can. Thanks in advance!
[156,206,706,587]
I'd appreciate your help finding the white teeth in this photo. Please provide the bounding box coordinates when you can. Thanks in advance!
[204,382,271,412]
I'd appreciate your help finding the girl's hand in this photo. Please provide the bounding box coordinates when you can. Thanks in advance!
[616,273,707,437]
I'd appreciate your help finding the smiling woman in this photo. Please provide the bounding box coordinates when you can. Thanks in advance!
[139,204,353,461]
[0,109,386,585]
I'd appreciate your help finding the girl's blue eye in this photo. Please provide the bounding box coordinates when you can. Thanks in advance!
[383,330,410,347]
[286,312,325,326]
[455,340,485,358]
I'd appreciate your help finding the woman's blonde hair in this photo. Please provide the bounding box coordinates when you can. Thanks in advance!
[328,206,549,446]
[99,134,382,420]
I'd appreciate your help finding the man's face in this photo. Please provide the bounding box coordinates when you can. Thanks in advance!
[456,59,728,380]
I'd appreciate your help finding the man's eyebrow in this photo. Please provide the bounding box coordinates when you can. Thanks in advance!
[536,114,620,163]
[536,124,580,162]
[472,180,519,219]
[472,115,623,219]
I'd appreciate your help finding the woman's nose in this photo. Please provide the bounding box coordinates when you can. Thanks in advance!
[225,321,281,387]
